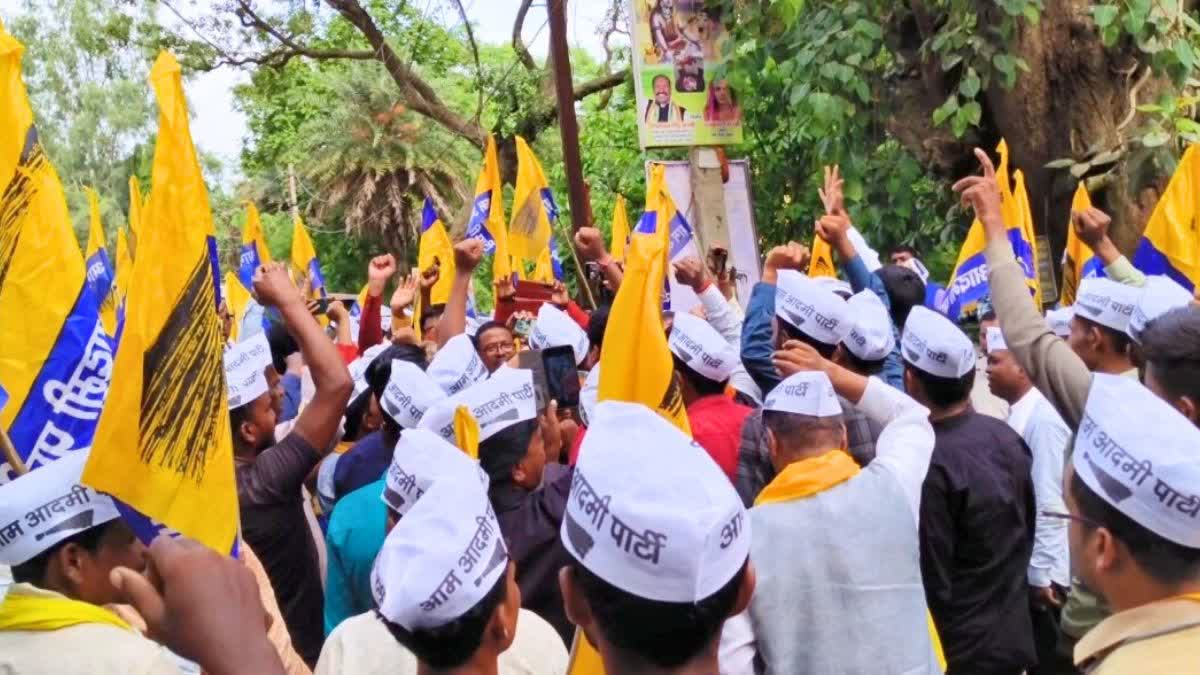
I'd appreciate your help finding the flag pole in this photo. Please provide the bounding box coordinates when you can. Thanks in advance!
[556,221,598,309]
[0,427,28,477]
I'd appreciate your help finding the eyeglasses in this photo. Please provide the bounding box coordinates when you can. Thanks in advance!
[1041,510,1102,529]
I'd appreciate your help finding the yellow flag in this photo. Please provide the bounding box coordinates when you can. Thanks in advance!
[418,198,456,305]
[509,136,555,277]
[84,187,118,336]
[597,164,691,436]
[114,226,132,305]
[238,202,272,290]
[224,271,250,344]
[610,195,630,264]
[453,405,480,460]
[1012,170,1043,307]
[1133,144,1200,290]
[808,236,836,278]
[127,175,143,257]
[1060,183,1099,306]
[468,135,512,283]
[0,22,103,472]
[83,52,238,554]
[291,214,325,296]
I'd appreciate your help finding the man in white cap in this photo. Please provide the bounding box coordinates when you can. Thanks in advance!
[1124,275,1193,376]
[1045,308,1073,339]
[557,401,755,675]
[720,349,942,674]
[0,452,180,673]
[1066,277,1140,376]
[902,305,1037,674]
[365,472,567,675]
[1064,374,1200,673]
[668,312,750,480]
[528,303,591,368]
[973,309,1012,420]
[735,263,880,504]
[316,432,567,674]
[985,326,1075,672]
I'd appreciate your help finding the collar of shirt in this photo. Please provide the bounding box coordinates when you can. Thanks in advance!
[1006,388,1043,438]
[1075,595,1200,669]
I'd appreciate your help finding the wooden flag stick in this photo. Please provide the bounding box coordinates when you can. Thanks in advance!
[0,426,28,477]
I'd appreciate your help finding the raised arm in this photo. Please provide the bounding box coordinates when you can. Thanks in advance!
[357,254,396,352]
[1073,207,1146,287]
[437,239,483,348]
[741,243,809,395]
[254,263,353,455]
[574,227,624,292]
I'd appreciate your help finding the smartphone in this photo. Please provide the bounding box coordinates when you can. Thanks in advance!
[311,298,329,316]
[711,249,728,276]
[513,317,534,339]
[516,345,581,413]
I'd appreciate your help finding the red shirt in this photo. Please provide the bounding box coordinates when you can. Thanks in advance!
[687,394,752,482]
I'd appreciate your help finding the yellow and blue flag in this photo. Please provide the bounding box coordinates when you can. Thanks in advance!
[943,139,1039,317]
[509,136,564,282]
[597,163,691,435]
[1060,183,1104,306]
[84,187,118,337]
[239,202,272,290]
[610,195,630,264]
[1012,169,1043,308]
[83,51,237,555]
[419,198,457,305]
[291,214,326,300]
[0,24,113,481]
[467,136,512,283]
[635,163,695,309]
[1133,144,1200,290]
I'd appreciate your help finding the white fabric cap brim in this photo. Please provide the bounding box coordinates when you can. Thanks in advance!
[844,290,895,361]
[773,270,852,346]
[985,326,1008,354]
[417,367,538,442]
[382,429,488,517]
[428,334,489,395]
[668,312,738,383]
[562,401,750,603]
[1128,276,1193,342]
[381,360,448,429]
[1046,307,1074,337]
[901,305,975,378]
[763,371,841,418]
[0,451,120,566]
[528,304,590,366]
[224,333,272,410]
[1075,278,1140,334]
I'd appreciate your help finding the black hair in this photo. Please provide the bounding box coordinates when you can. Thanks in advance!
[671,353,728,397]
[1075,315,1132,355]
[366,344,428,431]
[471,321,513,350]
[889,244,920,259]
[421,304,446,332]
[841,349,886,377]
[228,399,256,452]
[587,305,612,351]
[342,388,374,442]
[479,418,539,484]
[1070,471,1200,584]
[777,320,837,359]
[876,264,926,329]
[572,559,747,669]
[11,520,114,585]
[904,362,975,408]
[266,320,299,376]
[1137,306,1200,409]
[762,409,846,454]
[379,568,508,670]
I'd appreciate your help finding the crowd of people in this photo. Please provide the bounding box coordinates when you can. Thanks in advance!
[1,148,1198,675]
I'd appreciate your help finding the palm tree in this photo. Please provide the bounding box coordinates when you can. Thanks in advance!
[296,66,476,260]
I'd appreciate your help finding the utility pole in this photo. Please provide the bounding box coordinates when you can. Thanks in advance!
[287,163,300,221]
[547,0,590,231]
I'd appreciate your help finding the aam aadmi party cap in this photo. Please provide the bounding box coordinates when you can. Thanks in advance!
[372,474,508,630]
[528,303,590,366]
[1128,275,1193,342]
[0,451,120,565]
[428,334,489,396]
[1046,307,1074,338]
[225,333,272,409]
[813,276,853,299]
[901,305,975,378]
[844,290,895,361]
[1075,277,1140,334]
[774,270,852,346]
[579,365,600,427]
[668,312,738,383]
[1072,373,1200,549]
[985,326,1008,354]
[562,401,749,603]
[381,360,448,430]
[382,429,488,517]
[763,371,841,418]
[418,367,538,443]
[348,343,390,398]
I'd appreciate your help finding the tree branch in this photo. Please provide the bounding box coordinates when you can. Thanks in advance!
[234,0,376,62]
[448,0,485,123]
[512,0,537,71]
[574,69,629,100]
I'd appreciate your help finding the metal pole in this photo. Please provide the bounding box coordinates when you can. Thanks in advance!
[548,0,590,232]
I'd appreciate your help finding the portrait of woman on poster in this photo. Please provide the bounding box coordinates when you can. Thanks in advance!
[704,80,741,123]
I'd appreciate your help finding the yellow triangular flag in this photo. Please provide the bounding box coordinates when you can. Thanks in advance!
[453,405,480,460]
[610,195,630,264]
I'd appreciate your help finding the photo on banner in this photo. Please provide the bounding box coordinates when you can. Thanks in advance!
[630,0,743,148]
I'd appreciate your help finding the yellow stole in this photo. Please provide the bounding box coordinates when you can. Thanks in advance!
[0,587,132,633]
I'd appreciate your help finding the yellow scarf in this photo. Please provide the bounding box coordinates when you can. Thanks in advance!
[0,587,132,633]
[752,450,948,671]
[754,450,860,506]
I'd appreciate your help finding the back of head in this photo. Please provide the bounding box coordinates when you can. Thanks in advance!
[762,410,846,456]
[368,344,428,431]
[876,264,926,329]
[588,304,612,352]
[901,305,976,409]
[1138,305,1200,417]
[379,574,508,670]
[478,418,539,484]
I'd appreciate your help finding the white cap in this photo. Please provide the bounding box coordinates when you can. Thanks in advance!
[224,333,271,409]
[900,257,931,284]
[371,475,508,630]
[381,360,448,429]
[813,276,852,299]
[382,429,488,517]
[901,305,975,378]
[985,326,1008,354]
[0,451,120,565]
[774,270,852,346]
[579,365,600,427]
[843,290,895,361]
[1046,307,1074,338]
[528,304,590,366]
[1075,278,1140,334]
[1073,374,1200,549]
[418,367,538,442]
[562,401,750,602]
[1128,276,1193,342]
[668,313,738,383]
[428,334,489,395]
[763,371,841,418]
